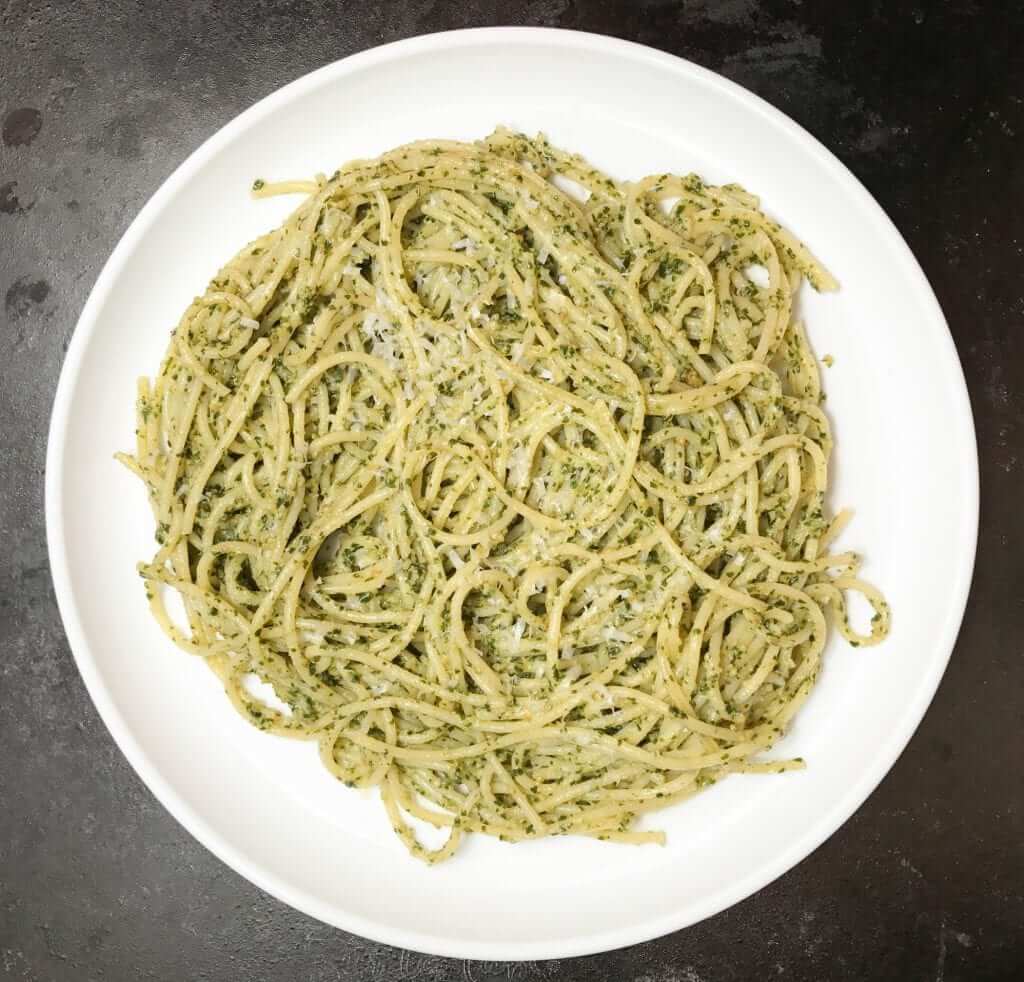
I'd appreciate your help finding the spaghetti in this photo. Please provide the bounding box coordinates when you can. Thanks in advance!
[120,130,890,861]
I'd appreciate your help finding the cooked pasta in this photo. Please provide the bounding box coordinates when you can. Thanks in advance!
[119,129,890,862]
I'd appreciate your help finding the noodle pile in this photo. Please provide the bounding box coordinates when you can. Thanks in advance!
[120,130,889,861]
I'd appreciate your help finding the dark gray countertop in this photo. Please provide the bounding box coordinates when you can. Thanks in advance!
[2,1,1021,979]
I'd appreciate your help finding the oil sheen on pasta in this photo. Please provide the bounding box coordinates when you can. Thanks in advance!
[120,130,890,862]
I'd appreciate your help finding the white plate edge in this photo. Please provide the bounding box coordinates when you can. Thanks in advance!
[44,26,980,960]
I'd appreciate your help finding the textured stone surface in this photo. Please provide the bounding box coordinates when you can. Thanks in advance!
[1,1,1021,979]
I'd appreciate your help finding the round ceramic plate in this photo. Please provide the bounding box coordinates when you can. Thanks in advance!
[46,28,978,960]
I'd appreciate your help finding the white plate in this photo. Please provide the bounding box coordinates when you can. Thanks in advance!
[46,28,978,960]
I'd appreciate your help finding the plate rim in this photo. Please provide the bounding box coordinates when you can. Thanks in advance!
[45,25,980,960]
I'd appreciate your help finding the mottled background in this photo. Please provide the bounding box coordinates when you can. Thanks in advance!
[2,1,1022,979]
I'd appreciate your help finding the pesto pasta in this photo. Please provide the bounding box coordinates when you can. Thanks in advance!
[120,129,890,862]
